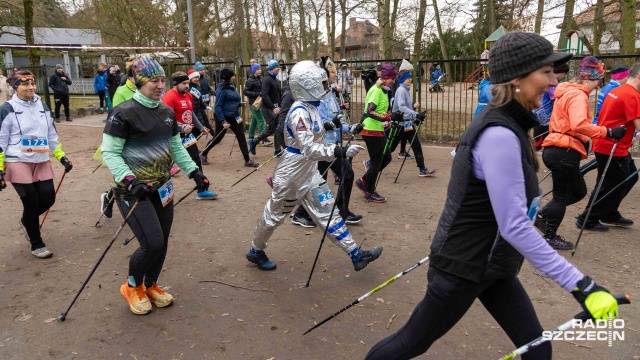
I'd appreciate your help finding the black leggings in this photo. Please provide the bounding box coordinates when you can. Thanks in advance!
[182,136,202,171]
[540,146,587,237]
[201,118,250,161]
[365,266,550,360]
[253,108,283,152]
[98,90,106,108]
[116,192,173,288]
[579,153,638,226]
[390,128,425,170]
[12,180,56,250]
[54,93,70,118]
[362,133,395,193]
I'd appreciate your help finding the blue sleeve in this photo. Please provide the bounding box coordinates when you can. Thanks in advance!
[214,89,226,122]
[94,75,99,93]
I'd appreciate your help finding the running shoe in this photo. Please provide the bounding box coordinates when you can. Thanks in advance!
[262,139,273,146]
[196,190,218,200]
[600,217,634,227]
[419,168,437,177]
[398,152,415,159]
[354,178,367,194]
[351,247,383,271]
[544,234,574,251]
[292,213,317,228]
[145,283,174,308]
[31,247,53,259]
[342,211,363,224]
[364,192,386,203]
[120,282,152,315]
[246,248,277,270]
[575,218,609,231]
[362,160,371,172]
[200,154,209,165]
[245,160,259,168]
[100,192,113,219]
[170,164,181,176]
[266,176,273,188]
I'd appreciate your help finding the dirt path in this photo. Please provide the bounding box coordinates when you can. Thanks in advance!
[0,122,638,359]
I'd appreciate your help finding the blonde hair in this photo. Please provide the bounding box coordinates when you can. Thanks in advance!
[488,82,540,171]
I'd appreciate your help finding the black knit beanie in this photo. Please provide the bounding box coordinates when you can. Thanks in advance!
[489,31,573,84]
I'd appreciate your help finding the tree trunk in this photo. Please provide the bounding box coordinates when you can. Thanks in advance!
[412,0,428,97]
[378,0,392,58]
[591,0,605,55]
[534,0,544,33]
[244,0,254,61]
[212,0,224,38]
[299,0,307,58]
[432,0,451,84]
[619,0,637,59]
[273,0,294,61]
[24,0,40,66]
[340,1,348,59]
[254,0,261,57]
[325,0,331,56]
[235,0,250,64]
[557,0,576,49]
[330,0,336,57]
[487,0,496,32]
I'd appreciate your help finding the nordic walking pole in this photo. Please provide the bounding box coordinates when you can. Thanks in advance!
[303,255,430,335]
[40,171,67,229]
[123,186,198,245]
[199,127,227,154]
[532,130,549,141]
[57,198,143,322]
[230,151,283,188]
[572,139,619,256]
[500,294,630,360]
[375,124,400,189]
[91,163,101,174]
[394,121,422,183]
[305,127,354,288]
[229,137,236,156]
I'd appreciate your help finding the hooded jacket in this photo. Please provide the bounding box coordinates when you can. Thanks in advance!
[541,82,607,158]
[94,70,108,94]
[244,74,262,105]
[474,79,493,117]
[48,71,72,95]
[214,82,241,122]
[261,72,282,110]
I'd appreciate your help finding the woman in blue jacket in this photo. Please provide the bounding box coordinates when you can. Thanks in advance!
[94,62,109,113]
[201,69,258,167]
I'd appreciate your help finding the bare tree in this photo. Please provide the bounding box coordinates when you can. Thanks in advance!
[431,0,451,81]
[557,0,576,49]
[23,0,39,66]
[534,0,544,33]
[619,0,637,57]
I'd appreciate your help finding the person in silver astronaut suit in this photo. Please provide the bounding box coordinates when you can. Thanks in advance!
[245,60,383,271]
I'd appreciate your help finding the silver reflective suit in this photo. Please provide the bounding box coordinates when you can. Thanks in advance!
[251,100,357,255]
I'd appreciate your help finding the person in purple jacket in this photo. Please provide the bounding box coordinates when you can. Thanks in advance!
[365,31,622,360]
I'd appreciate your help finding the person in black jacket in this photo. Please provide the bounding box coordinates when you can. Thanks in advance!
[245,63,269,151]
[365,32,622,360]
[187,69,210,138]
[249,60,282,156]
[195,61,215,134]
[106,65,121,101]
[48,64,72,122]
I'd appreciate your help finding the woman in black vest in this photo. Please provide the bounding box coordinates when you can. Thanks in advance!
[365,32,622,360]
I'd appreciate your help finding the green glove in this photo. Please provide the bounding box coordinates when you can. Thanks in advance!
[572,276,618,320]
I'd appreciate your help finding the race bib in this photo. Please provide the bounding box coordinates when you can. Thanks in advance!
[202,94,210,102]
[189,87,201,99]
[527,192,543,224]
[158,179,174,207]
[403,121,413,132]
[235,116,243,124]
[318,191,335,207]
[182,133,197,148]
[21,135,49,153]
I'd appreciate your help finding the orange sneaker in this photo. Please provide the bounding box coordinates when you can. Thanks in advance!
[119,282,152,315]
[145,283,174,307]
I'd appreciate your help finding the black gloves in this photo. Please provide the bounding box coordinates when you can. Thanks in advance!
[323,122,335,131]
[350,123,364,135]
[0,172,6,191]
[189,169,210,192]
[60,157,73,173]
[606,126,627,139]
[390,111,404,124]
[124,178,153,201]
[334,145,365,158]
[414,112,426,126]
[324,114,345,131]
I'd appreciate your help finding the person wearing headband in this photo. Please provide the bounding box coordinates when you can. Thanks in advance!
[0,70,73,259]
[594,65,631,124]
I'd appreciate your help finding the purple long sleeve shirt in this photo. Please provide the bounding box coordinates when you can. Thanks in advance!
[472,126,584,292]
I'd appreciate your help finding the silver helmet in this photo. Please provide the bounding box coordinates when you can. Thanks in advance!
[289,60,330,101]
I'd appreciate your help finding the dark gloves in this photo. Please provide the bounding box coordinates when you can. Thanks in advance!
[0,172,6,191]
[414,112,426,126]
[324,114,345,131]
[572,276,618,320]
[606,126,627,139]
[390,111,404,124]
[323,122,335,131]
[189,169,210,192]
[350,123,364,135]
[124,178,153,201]
[60,157,73,173]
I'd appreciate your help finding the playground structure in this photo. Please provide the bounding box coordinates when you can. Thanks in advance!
[465,26,507,89]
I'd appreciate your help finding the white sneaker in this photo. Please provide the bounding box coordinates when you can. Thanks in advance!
[32,247,53,259]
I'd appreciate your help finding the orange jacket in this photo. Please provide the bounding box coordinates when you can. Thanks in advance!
[542,82,608,158]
